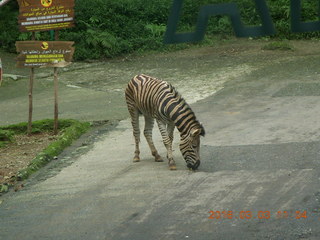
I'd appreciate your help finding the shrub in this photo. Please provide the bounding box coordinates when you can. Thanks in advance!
[0,129,15,147]
[0,0,319,60]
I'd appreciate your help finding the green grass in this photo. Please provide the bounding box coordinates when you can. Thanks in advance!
[262,41,294,51]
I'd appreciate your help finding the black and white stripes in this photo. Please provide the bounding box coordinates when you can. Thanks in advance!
[125,74,205,170]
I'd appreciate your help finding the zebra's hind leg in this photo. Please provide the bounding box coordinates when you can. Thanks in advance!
[157,120,176,170]
[144,116,163,162]
[129,108,141,162]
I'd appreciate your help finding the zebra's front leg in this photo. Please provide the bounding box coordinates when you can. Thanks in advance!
[144,116,163,162]
[157,120,176,170]
[166,123,176,170]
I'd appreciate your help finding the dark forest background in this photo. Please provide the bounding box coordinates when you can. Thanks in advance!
[1,0,319,60]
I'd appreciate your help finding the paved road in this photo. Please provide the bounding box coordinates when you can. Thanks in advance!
[1,41,320,239]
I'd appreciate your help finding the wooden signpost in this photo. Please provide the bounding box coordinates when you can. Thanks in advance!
[16,40,74,134]
[16,0,75,135]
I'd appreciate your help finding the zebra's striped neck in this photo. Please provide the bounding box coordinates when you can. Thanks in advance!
[164,94,201,137]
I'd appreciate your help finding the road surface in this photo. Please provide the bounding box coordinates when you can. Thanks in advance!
[0,40,320,239]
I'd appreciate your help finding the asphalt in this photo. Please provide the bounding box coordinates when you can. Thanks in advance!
[1,41,320,239]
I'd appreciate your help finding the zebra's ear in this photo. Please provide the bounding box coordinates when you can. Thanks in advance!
[200,123,205,137]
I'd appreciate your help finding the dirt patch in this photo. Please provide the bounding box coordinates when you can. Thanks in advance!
[0,133,57,185]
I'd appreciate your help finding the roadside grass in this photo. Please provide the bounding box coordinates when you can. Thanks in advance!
[262,41,294,51]
[0,119,90,194]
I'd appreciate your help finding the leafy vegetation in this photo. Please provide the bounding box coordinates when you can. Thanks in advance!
[0,129,14,147]
[262,40,294,51]
[1,118,79,133]
[0,0,19,53]
[0,0,319,60]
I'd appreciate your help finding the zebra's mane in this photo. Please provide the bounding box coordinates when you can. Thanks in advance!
[161,80,204,136]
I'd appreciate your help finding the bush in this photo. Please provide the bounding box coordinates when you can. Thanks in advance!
[0,0,319,60]
[0,129,15,147]
[0,0,19,53]
[57,0,174,60]
[0,129,14,141]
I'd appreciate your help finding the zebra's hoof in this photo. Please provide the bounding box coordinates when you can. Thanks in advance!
[133,157,140,162]
[169,164,177,170]
[155,156,163,162]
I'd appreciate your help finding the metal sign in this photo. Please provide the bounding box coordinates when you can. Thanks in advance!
[164,0,320,44]
[16,41,74,68]
[18,0,75,32]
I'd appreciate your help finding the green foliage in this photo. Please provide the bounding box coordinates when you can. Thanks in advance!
[0,119,77,134]
[145,24,167,38]
[0,129,14,141]
[0,129,15,147]
[268,0,320,39]
[0,184,9,193]
[262,41,294,51]
[1,0,320,59]
[0,1,19,53]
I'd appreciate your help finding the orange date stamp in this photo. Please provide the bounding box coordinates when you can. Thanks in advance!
[208,210,308,220]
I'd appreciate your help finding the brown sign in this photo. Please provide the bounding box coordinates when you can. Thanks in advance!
[18,0,75,32]
[16,41,75,68]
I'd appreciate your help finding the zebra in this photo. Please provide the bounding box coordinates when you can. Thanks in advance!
[125,74,205,170]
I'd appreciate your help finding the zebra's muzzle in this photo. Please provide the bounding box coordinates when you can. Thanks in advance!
[187,160,200,171]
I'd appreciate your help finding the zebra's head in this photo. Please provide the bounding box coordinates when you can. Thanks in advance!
[180,125,205,170]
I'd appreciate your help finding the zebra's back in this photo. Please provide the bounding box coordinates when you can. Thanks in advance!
[125,74,175,122]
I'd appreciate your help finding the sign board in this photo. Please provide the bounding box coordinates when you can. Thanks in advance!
[18,0,75,32]
[16,41,74,68]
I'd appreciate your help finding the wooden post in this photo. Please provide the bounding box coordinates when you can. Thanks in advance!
[27,32,36,135]
[53,67,58,135]
[27,67,34,135]
[55,30,59,40]
[53,30,59,135]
